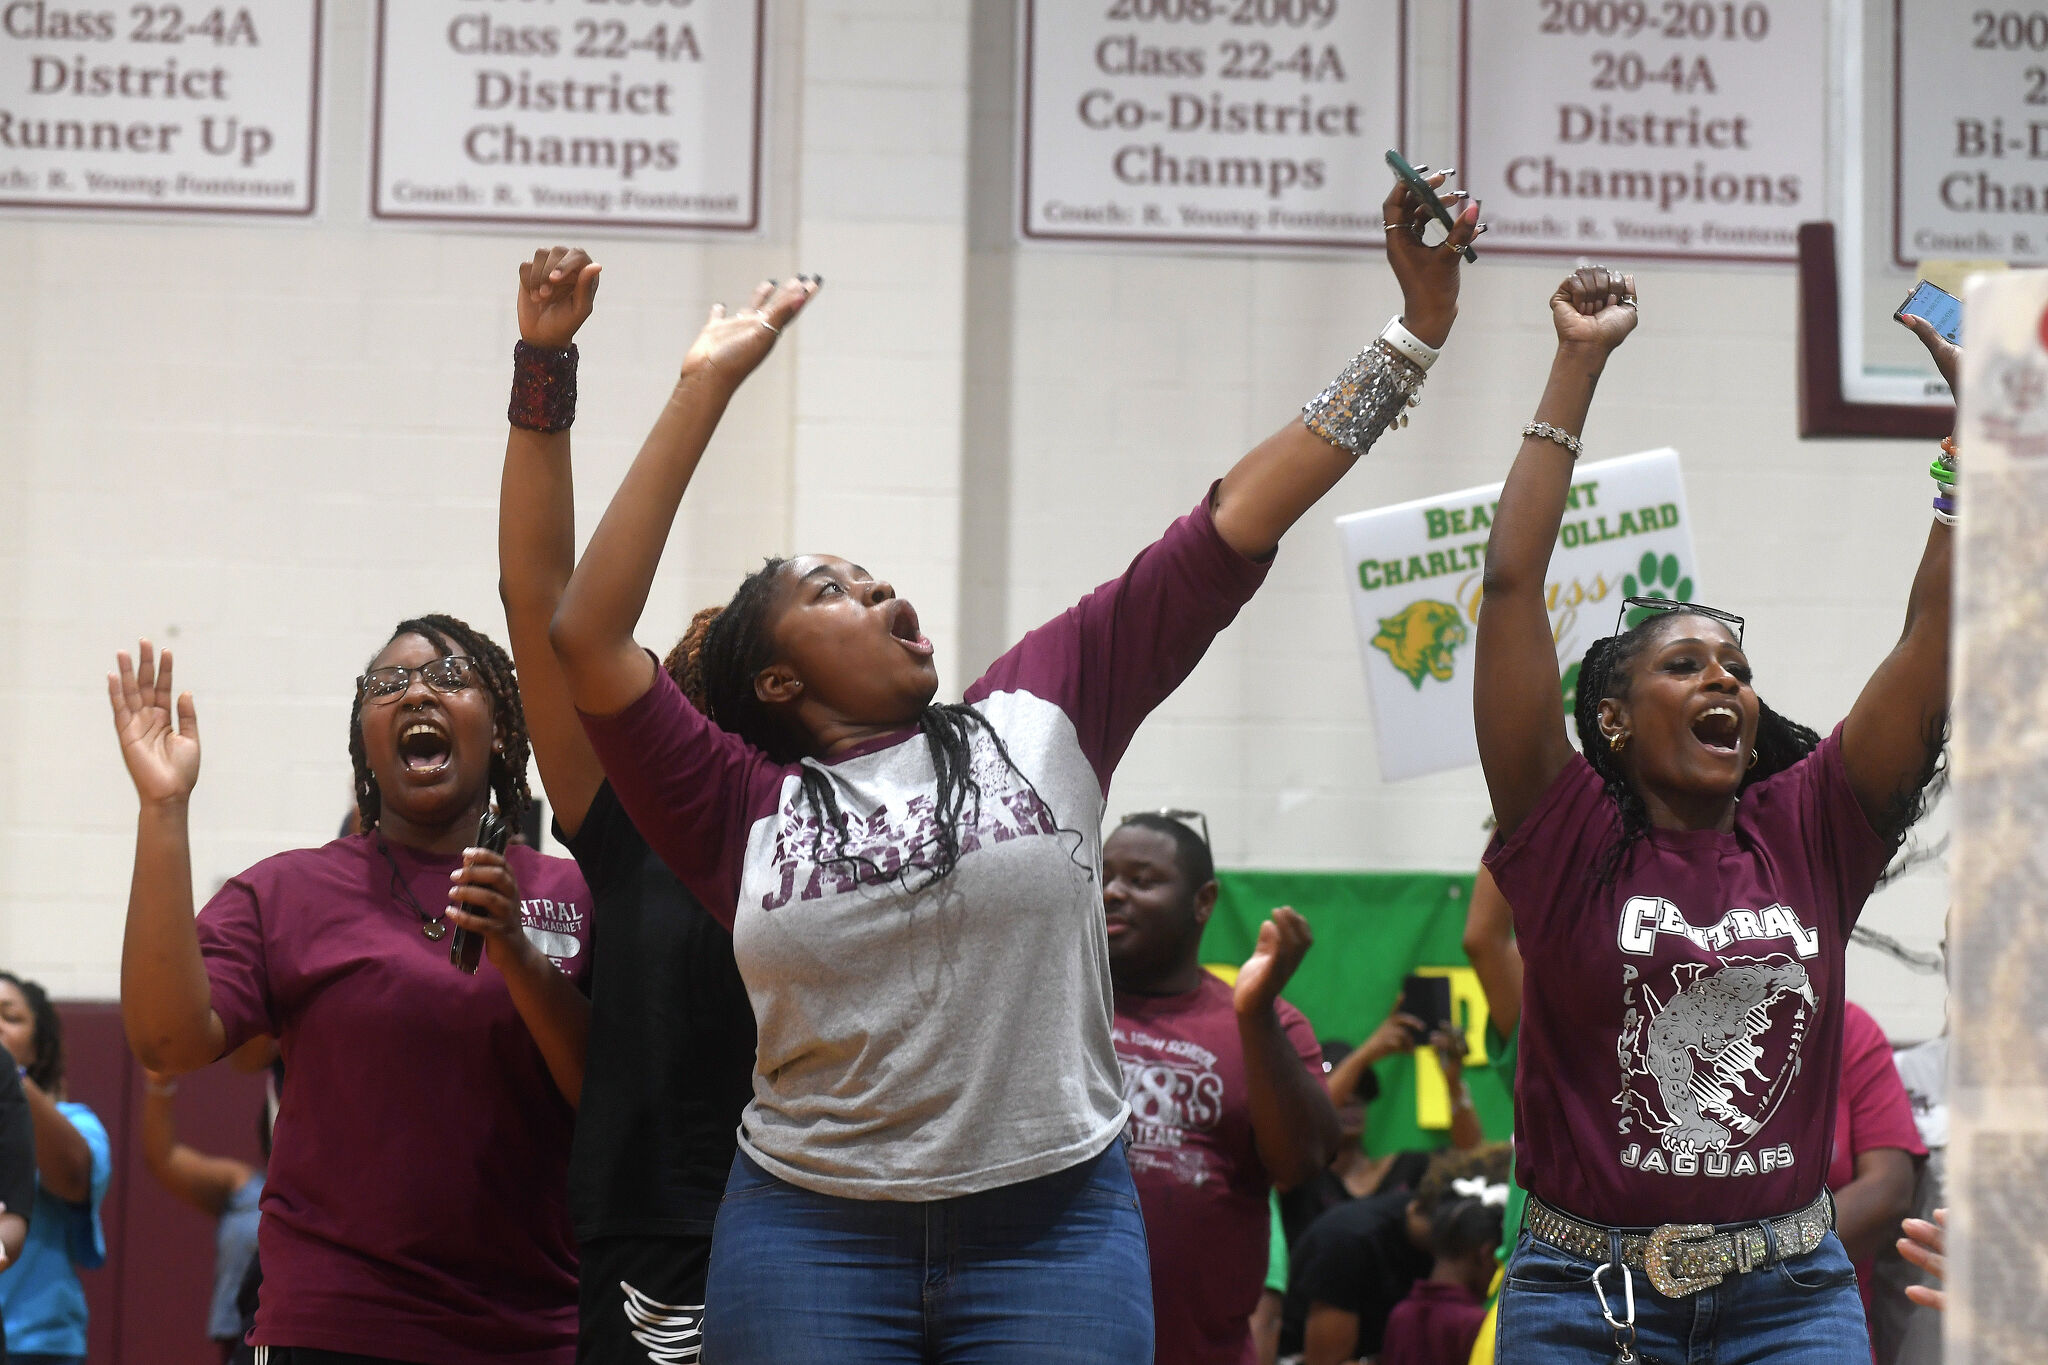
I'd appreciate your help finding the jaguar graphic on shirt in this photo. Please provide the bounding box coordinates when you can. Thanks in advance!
[1611,896,1822,1178]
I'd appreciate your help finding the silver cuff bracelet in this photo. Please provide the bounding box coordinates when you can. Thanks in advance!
[1302,338,1428,458]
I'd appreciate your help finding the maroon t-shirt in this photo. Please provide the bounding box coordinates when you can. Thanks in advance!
[1380,1280,1488,1365]
[1485,728,1891,1227]
[1114,974,1322,1365]
[1826,1001,1926,1317]
[196,834,591,1363]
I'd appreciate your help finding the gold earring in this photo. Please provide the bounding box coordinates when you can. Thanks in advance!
[1748,749,1759,769]
[1608,730,1629,753]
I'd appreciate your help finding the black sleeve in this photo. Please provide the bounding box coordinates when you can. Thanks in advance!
[0,1065,35,1222]
[557,780,632,888]
[1292,1212,1370,1314]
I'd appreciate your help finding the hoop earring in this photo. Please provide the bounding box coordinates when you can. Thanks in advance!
[1748,749,1759,770]
[1607,730,1629,753]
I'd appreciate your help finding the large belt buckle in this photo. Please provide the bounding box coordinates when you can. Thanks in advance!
[1645,1222,1724,1298]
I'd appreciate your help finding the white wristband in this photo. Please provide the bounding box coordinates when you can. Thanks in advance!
[1380,317,1441,372]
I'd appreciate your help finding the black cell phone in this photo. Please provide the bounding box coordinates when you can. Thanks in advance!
[1385,149,1477,263]
[451,808,515,974]
[1398,973,1454,1035]
[1895,280,1962,344]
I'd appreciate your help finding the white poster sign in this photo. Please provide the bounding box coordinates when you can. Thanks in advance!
[371,0,762,231]
[1337,448,1696,781]
[1019,0,1406,249]
[0,2,320,216]
[1457,0,1824,263]
[1895,1,2048,268]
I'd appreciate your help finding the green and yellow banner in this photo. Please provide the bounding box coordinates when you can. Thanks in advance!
[1202,870,1514,1154]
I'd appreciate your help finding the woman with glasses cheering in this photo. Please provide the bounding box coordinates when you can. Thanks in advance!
[110,618,592,1365]
[1472,269,1954,1364]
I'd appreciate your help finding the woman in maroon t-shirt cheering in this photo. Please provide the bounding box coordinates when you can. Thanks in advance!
[110,622,593,1365]
[1472,269,1956,1365]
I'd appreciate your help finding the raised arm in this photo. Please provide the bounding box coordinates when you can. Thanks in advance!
[1211,175,1479,559]
[1460,862,1521,1038]
[499,246,607,837]
[1234,908,1342,1191]
[1475,269,1639,837]
[550,276,820,718]
[110,643,229,1074]
[138,1070,254,1217]
[1840,314,1955,833]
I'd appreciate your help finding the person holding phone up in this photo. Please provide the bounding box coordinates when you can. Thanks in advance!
[1472,271,1954,1364]
[111,622,592,1365]
[543,171,1479,1364]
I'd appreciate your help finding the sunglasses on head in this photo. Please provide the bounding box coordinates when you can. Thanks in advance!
[1117,808,1211,849]
[1614,596,1745,646]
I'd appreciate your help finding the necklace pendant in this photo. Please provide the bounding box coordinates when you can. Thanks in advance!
[421,921,447,942]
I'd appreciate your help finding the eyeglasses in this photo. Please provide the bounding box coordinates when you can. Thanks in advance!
[357,656,481,702]
[1117,808,1211,848]
[1614,596,1745,646]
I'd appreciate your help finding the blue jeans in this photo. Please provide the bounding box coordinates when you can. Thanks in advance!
[702,1140,1153,1364]
[1496,1229,1870,1365]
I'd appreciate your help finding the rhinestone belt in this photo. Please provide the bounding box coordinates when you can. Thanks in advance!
[1522,1190,1835,1298]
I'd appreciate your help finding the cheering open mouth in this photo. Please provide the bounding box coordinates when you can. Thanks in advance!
[1691,704,1742,755]
[397,719,453,774]
[889,600,934,657]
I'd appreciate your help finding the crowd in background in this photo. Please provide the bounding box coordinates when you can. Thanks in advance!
[0,170,1966,1365]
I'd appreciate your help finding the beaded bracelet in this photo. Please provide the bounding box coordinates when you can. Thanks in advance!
[509,340,579,432]
[1302,332,1428,457]
[1932,435,1959,524]
[1523,421,1583,459]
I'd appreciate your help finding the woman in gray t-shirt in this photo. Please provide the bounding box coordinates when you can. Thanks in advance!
[548,175,1481,1363]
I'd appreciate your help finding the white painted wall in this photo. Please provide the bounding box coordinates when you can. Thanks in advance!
[1,1,1950,1038]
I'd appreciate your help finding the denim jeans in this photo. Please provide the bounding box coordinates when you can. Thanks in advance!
[702,1140,1154,1364]
[1496,1228,1870,1365]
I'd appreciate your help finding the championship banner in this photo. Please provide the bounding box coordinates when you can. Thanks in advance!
[1337,448,1695,781]
[1018,0,1406,249]
[1895,0,2048,267]
[0,1,321,216]
[1457,0,1825,262]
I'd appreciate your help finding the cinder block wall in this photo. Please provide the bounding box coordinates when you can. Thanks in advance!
[2,0,1950,1039]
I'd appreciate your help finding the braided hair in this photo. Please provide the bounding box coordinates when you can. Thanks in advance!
[348,614,532,832]
[671,560,1080,892]
[1571,608,1910,884]
[0,972,64,1095]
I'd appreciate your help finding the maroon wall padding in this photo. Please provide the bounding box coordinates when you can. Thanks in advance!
[55,1002,267,1365]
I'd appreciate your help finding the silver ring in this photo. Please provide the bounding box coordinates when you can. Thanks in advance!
[751,311,779,335]
[1619,297,1638,309]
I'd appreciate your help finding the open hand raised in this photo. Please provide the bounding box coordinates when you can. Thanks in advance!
[108,640,200,805]
[517,246,601,350]
[680,274,821,390]
[1234,906,1314,1019]
[1552,266,1639,354]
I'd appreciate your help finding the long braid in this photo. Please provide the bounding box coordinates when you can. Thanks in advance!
[673,560,1084,892]
[1573,610,1830,883]
[350,613,532,832]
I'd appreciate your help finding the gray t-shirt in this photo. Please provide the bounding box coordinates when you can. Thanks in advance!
[583,494,1267,1198]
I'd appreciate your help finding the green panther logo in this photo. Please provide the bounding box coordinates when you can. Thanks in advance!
[1372,600,1468,689]
[1621,552,1693,629]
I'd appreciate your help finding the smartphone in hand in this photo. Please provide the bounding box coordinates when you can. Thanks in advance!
[451,808,515,975]
[1895,280,1962,344]
[1385,149,1477,263]
[1397,973,1454,1036]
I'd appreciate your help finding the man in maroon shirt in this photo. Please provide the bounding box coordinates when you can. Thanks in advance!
[1105,813,1340,1365]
